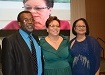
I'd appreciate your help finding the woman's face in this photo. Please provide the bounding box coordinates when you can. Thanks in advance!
[47,20,60,36]
[74,20,86,35]
[24,0,52,29]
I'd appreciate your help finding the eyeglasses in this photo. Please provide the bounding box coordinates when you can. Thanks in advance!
[76,25,86,28]
[23,6,49,11]
[49,25,60,28]
[23,18,34,23]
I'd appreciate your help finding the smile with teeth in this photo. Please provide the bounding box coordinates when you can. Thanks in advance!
[28,25,33,28]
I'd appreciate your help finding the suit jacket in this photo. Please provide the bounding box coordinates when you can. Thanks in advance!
[0,45,1,63]
[2,31,43,75]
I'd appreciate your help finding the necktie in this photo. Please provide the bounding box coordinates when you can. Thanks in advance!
[29,35,38,74]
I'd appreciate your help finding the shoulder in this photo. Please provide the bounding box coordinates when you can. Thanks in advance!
[69,37,76,48]
[5,31,19,39]
[86,35,97,42]
[9,20,18,24]
[5,20,17,25]
[40,36,46,42]
[60,35,70,44]
[60,34,69,40]
[70,37,76,43]
[2,20,19,30]
[39,36,46,46]
[2,31,19,44]
[86,35,101,48]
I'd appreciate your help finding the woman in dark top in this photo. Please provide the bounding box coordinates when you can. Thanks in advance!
[70,18,102,75]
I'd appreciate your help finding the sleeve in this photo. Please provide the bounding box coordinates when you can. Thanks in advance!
[67,49,74,64]
[0,45,1,63]
[91,37,102,73]
[2,38,15,75]
[67,40,74,64]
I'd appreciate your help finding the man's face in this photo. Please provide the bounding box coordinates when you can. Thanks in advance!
[24,0,53,29]
[19,13,34,33]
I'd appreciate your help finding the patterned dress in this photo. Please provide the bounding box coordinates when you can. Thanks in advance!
[70,36,102,75]
[40,35,72,75]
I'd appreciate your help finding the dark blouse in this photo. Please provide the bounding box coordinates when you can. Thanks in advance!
[70,36,102,75]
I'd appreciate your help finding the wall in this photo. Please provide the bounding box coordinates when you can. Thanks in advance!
[85,0,105,58]
[70,0,86,39]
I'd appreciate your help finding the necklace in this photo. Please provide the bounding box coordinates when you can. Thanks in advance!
[47,36,60,44]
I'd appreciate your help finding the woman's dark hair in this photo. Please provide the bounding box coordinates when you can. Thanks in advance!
[45,16,60,28]
[72,18,89,35]
[23,0,54,8]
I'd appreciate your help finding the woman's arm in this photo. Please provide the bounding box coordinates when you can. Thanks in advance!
[95,68,100,75]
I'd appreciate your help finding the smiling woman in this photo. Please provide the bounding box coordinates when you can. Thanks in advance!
[40,16,72,75]
[70,18,102,75]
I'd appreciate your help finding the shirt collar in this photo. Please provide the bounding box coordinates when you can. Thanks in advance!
[19,29,32,39]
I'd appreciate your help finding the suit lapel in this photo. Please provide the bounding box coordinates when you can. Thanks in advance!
[16,31,32,55]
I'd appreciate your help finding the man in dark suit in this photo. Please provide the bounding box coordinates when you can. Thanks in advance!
[0,45,1,63]
[2,11,43,75]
